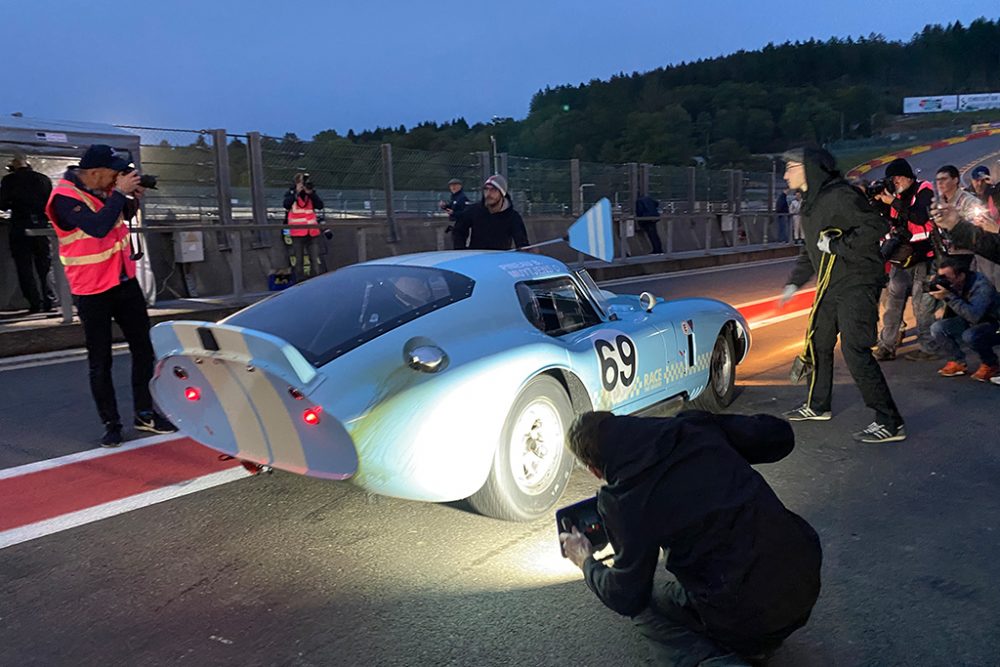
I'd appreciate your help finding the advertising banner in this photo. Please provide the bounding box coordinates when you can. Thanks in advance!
[958,93,1000,112]
[903,95,959,113]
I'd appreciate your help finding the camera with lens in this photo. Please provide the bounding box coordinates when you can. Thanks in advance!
[926,273,954,293]
[301,172,314,190]
[122,166,158,190]
[866,178,895,201]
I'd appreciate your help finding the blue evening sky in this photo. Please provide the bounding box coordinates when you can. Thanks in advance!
[2,1,996,137]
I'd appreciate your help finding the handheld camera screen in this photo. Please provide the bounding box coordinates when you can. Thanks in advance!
[556,495,609,556]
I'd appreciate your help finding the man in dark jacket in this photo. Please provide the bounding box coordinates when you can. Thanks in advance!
[0,153,56,312]
[778,147,904,443]
[560,410,821,667]
[452,174,529,250]
[635,194,664,254]
[440,177,469,230]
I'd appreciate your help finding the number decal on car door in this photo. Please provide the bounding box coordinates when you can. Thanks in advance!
[594,334,637,391]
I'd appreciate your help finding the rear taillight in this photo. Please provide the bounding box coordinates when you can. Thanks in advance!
[303,407,321,425]
[184,387,201,401]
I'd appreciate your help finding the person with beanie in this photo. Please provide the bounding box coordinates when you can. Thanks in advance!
[778,147,905,444]
[451,174,529,251]
[871,157,939,362]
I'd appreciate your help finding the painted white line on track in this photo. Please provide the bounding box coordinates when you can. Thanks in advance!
[0,433,181,480]
[0,467,251,550]
[0,343,128,372]
[747,308,812,329]
[598,256,797,287]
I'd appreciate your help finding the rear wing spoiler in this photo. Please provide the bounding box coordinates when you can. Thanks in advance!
[151,321,320,390]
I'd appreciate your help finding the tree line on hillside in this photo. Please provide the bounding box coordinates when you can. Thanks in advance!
[149,18,1000,181]
[330,18,1000,169]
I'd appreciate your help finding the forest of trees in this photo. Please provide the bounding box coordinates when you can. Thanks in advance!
[307,18,1000,169]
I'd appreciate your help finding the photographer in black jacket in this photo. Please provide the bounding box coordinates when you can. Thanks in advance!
[560,411,821,667]
[871,158,939,362]
[452,174,528,250]
[0,153,56,312]
[778,148,905,443]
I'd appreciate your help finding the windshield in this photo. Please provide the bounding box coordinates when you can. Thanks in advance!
[225,265,475,366]
[573,269,610,318]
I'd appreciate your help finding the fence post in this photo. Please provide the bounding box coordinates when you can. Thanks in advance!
[571,158,581,216]
[210,129,234,227]
[247,132,268,228]
[381,143,399,243]
[627,162,639,216]
[356,228,368,263]
[498,153,508,180]
[49,235,73,323]
[478,151,491,183]
[639,163,651,197]
[228,229,244,301]
[687,167,696,213]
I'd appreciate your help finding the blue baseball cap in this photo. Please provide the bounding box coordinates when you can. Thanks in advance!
[77,144,130,171]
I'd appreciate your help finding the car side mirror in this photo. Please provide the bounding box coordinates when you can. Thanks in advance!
[639,292,656,313]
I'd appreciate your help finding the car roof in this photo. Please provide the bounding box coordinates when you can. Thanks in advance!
[361,250,573,284]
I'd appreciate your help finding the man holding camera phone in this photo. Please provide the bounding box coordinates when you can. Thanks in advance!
[283,172,327,279]
[927,257,1000,382]
[45,144,175,446]
[559,410,821,667]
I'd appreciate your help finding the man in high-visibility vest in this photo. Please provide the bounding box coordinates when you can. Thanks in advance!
[283,172,326,280]
[45,144,176,447]
[872,158,939,362]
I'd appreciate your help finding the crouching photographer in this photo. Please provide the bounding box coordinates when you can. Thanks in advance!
[558,411,821,667]
[928,257,1000,383]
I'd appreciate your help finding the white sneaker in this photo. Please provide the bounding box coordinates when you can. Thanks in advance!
[782,404,832,421]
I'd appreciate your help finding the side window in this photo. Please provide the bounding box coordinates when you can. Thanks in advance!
[516,278,602,335]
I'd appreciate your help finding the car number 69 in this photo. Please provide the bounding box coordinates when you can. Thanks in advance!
[594,334,637,391]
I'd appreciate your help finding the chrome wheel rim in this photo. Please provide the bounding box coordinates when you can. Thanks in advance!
[508,397,564,495]
[710,339,733,397]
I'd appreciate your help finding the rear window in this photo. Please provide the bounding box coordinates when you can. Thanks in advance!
[225,265,474,366]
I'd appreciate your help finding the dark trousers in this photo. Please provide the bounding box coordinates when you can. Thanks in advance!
[633,579,792,666]
[75,278,155,425]
[10,234,55,310]
[930,317,1000,366]
[639,221,663,254]
[807,283,902,428]
[291,235,323,278]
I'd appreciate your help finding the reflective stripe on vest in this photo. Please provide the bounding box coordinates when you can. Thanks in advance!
[44,179,136,296]
[889,181,935,250]
[288,196,319,237]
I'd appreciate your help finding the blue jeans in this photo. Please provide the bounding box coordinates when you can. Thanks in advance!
[930,317,1000,366]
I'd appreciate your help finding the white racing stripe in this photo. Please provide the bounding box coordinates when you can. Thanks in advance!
[0,467,251,550]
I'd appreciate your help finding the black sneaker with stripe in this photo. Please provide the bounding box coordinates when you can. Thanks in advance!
[782,404,832,421]
[852,421,906,443]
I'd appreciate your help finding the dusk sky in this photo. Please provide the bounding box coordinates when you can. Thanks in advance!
[3,1,997,138]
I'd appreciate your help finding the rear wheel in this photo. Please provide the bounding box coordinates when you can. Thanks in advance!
[688,332,736,412]
[468,375,575,521]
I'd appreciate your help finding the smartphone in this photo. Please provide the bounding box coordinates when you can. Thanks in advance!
[556,495,609,557]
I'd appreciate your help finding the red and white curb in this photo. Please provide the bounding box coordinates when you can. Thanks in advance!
[0,435,249,550]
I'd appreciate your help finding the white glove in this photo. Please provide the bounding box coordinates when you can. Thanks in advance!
[816,231,835,254]
[779,284,797,306]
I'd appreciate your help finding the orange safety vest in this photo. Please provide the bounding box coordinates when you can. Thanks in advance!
[287,195,319,237]
[44,179,135,296]
[889,180,935,260]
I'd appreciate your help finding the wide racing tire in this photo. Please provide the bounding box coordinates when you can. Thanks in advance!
[688,332,736,412]
[468,375,575,522]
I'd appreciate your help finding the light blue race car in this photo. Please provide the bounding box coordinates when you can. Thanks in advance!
[150,251,750,521]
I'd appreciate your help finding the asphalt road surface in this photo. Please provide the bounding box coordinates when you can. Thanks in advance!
[1,258,998,667]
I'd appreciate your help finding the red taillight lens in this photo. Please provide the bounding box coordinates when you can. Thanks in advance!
[184,387,201,401]
[303,407,321,425]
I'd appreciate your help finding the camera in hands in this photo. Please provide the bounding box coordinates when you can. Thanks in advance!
[556,495,609,557]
